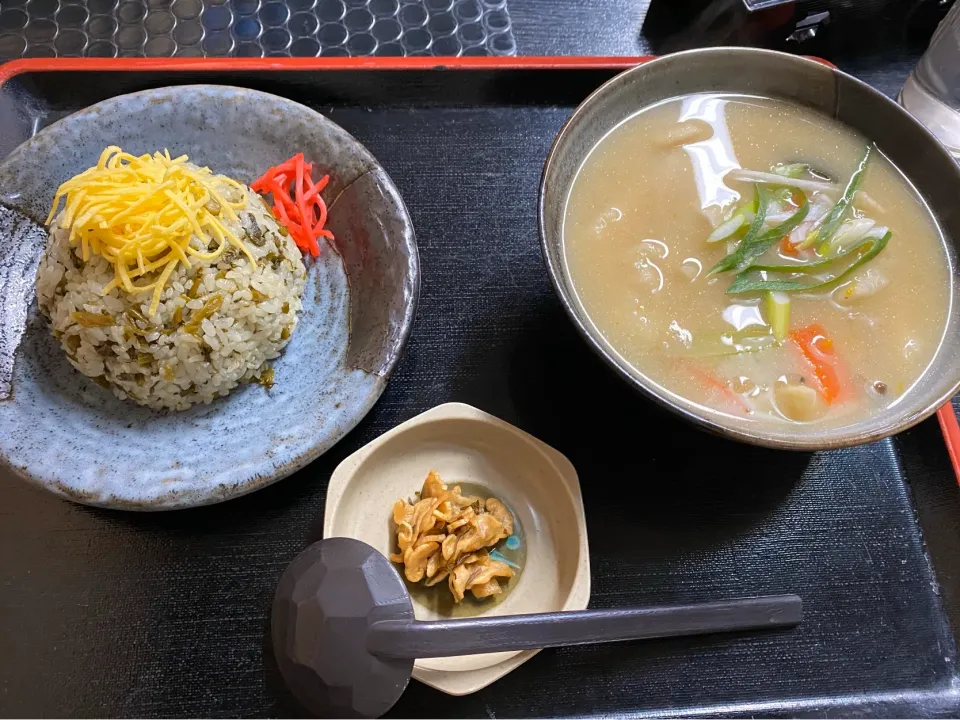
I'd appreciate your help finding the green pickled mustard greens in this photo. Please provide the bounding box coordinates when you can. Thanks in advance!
[710,188,809,275]
[126,306,152,326]
[765,291,791,342]
[71,311,114,328]
[258,365,275,389]
[749,234,882,274]
[726,231,891,294]
[183,294,223,336]
[798,145,872,250]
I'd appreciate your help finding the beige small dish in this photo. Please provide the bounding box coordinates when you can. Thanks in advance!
[323,402,590,695]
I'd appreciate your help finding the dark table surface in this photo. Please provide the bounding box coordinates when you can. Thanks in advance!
[4,1,960,718]
[507,0,931,99]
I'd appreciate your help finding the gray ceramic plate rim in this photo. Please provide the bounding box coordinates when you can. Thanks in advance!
[538,47,960,451]
[0,84,420,508]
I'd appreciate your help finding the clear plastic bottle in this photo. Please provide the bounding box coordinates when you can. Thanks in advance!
[900,1,960,158]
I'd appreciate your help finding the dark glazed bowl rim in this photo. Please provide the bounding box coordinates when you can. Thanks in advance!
[538,47,960,451]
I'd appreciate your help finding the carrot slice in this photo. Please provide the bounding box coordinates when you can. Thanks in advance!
[790,324,846,403]
[688,366,751,414]
[779,236,798,256]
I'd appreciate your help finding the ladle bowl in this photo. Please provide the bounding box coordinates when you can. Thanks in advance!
[272,537,803,718]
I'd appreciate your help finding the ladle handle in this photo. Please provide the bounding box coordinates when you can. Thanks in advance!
[367,594,801,659]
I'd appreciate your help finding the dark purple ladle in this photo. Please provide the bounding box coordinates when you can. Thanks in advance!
[272,537,802,718]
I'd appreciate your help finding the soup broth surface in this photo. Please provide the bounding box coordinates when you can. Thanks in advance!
[563,94,950,430]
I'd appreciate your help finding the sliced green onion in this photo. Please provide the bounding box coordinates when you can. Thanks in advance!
[749,234,882,274]
[828,218,877,251]
[767,188,793,205]
[710,189,809,275]
[797,145,872,250]
[726,230,891,294]
[773,163,810,179]
[707,213,747,243]
[710,184,768,274]
[677,328,775,358]
[816,218,876,255]
[765,291,791,342]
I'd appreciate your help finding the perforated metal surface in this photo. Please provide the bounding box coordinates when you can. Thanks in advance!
[0,0,515,59]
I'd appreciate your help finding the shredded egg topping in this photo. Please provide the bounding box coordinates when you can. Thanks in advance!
[46,146,256,315]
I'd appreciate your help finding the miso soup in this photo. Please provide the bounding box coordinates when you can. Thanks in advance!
[563,94,950,429]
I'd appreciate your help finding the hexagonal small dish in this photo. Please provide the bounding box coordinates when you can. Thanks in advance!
[323,402,590,695]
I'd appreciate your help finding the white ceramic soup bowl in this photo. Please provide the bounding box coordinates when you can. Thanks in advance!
[539,47,960,450]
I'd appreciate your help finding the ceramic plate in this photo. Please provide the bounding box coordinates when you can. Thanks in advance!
[324,403,591,695]
[0,85,419,510]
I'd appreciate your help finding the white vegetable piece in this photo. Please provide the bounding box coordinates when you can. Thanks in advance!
[727,169,838,194]
[788,194,833,246]
[829,218,876,251]
[775,383,823,422]
[833,267,889,304]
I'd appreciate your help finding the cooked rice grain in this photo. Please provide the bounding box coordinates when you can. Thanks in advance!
[35,191,307,411]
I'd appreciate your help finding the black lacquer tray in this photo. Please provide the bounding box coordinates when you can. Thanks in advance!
[1,58,960,718]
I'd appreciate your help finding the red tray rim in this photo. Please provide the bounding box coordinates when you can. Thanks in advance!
[2,53,955,478]
[0,55,654,88]
[938,405,960,482]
